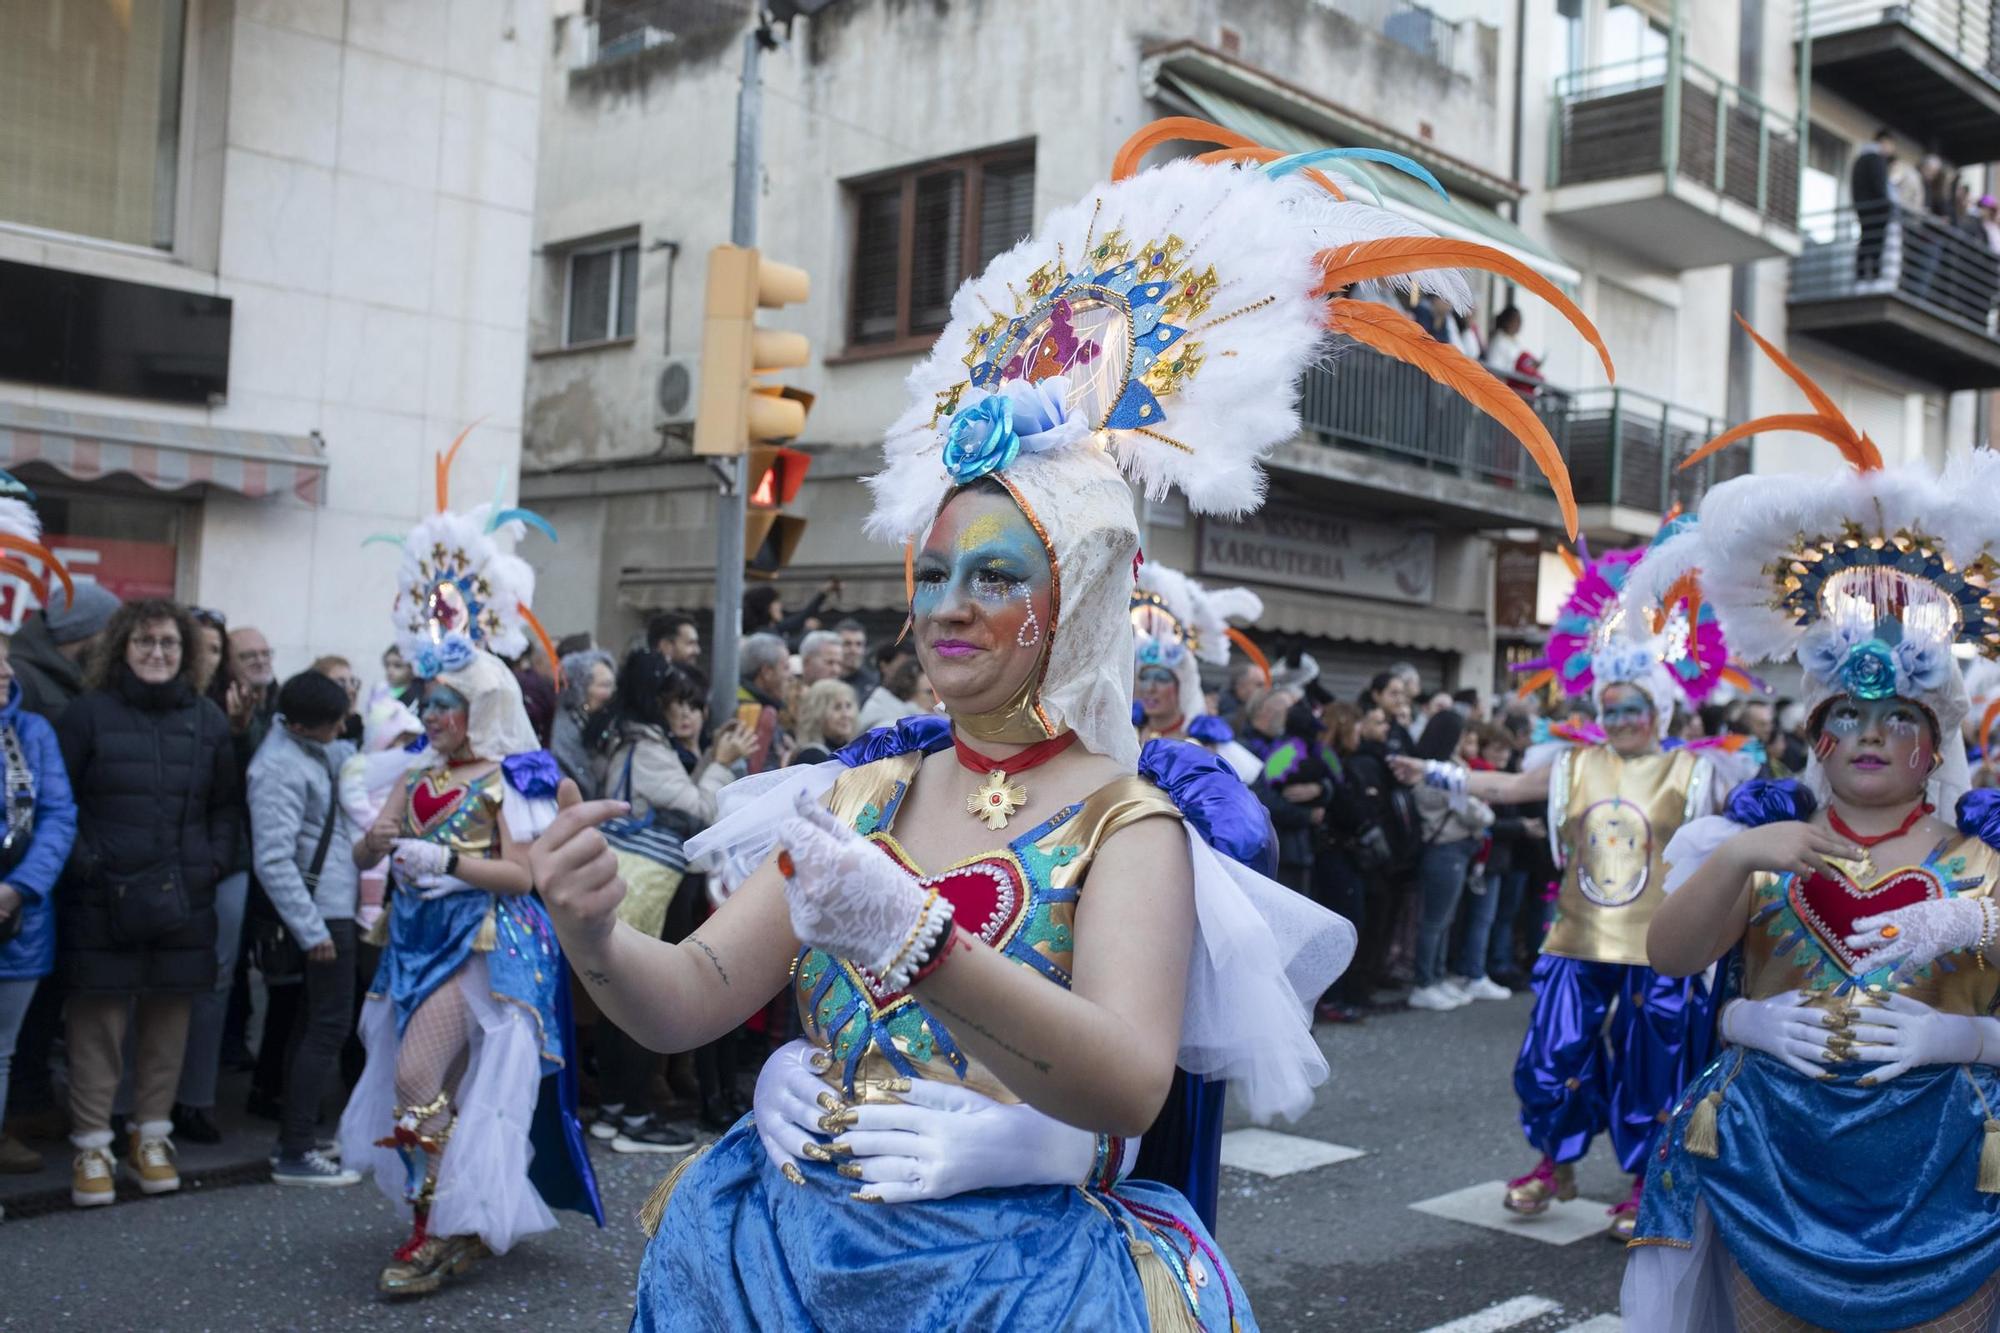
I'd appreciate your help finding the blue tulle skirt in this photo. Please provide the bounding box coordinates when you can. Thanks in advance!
[1635,1050,2000,1329]
[370,889,565,1074]
[634,1118,1254,1332]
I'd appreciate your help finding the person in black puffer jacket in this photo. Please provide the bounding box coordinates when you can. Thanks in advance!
[57,600,240,1207]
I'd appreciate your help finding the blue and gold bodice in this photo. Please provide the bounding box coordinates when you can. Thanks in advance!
[401,764,504,859]
[798,751,1181,1105]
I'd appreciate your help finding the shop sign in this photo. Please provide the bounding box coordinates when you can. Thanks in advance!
[1197,505,1435,605]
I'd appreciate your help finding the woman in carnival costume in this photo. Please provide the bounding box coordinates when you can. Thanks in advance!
[1131,560,1268,781]
[1622,325,2000,1331]
[1395,519,1753,1240]
[528,116,1604,1331]
[338,436,601,1297]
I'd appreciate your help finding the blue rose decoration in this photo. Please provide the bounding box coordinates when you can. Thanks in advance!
[1839,639,1899,701]
[438,634,478,673]
[412,644,444,679]
[1893,636,1950,696]
[941,393,1020,484]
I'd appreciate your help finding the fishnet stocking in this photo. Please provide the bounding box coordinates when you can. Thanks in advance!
[1730,1261,2000,1332]
[394,981,471,1139]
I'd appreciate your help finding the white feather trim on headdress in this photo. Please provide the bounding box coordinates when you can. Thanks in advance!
[1133,560,1265,722]
[0,471,74,634]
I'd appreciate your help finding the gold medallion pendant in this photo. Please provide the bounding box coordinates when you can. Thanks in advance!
[967,770,1028,831]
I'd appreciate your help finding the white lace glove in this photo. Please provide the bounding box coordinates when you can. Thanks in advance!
[777,791,951,988]
[1719,991,1839,1077]
[1847,992,1994,1083]
[1847,896,1996,978]
[832,1076,1126,1204]
[390,838,452,887]
[753,1038,840,1183]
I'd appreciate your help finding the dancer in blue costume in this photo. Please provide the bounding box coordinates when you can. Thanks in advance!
[1622,326,2000,1331]
[528,116,1597,1332]
[338,438,600,1298]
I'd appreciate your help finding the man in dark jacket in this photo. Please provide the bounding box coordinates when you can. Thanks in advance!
[1851,128,1895,282]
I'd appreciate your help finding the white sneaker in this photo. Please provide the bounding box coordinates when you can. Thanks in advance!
[588,1109,620,1142]
[1461,976,1512,1001]
[1407,984,1460,1012]
[1438,978,1474,1006]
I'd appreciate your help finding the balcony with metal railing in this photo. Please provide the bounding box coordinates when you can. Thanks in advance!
[1295,346,1750,539]
[1801,1,2000,161]
[1545,52,1802,267]
[1788,204,2000,388]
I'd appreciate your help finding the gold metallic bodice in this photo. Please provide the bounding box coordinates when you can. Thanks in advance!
[797,751,1182,1107]
[399,766,504,860]
[1542,746,1708,966]
[1742,835,2000,1020]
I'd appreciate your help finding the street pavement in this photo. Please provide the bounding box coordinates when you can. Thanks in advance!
[3,991,1631,1331]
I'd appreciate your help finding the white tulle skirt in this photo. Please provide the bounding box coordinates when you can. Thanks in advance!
[338,955,557,1254]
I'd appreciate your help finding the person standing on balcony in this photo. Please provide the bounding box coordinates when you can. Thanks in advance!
[1484,306,1544,401]
[1851,128,1895,285]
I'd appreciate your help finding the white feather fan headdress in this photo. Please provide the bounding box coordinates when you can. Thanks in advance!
[1132,560,1269,720]
[0,470,74,636]
[868,118,1611,765]
[1627,318,2000,805]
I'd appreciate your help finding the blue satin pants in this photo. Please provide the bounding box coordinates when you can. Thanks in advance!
[1514,954,1713,1174]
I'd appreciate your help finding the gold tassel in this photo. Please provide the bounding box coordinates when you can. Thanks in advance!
[1979,1119,2000,1195]
[472,907,497,953]
[1128,1236,1202,1333]
[638,1146,709,1236]
[1683,1091,1723,1159]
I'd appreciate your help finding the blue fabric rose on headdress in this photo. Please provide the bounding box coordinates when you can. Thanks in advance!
[941,394,1020,484]
[1893,636,1951,697]
[412,643,444,680]
[438,635,477,673]
[1839,639,1899,700]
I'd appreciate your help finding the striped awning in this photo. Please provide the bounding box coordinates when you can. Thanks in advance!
[0,403,327,505]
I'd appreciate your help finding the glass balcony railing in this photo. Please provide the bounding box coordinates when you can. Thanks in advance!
[1299,345,1749,519]
[1550,53,1801,230]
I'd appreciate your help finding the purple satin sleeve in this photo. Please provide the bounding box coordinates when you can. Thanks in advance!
[1186,715,1233,745]
[1140,737,1277,874]
[834,715,952,768]
[501,749,562,799]
[1724,777,1816,828]
[1957,789,2000,851]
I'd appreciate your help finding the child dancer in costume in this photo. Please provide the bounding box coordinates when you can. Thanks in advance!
[1396,526,1751,1240]
[1622,325,2000,1331]
[1131,561,1267,777]
[337,438,600,1297]
[528,116,1603,1331]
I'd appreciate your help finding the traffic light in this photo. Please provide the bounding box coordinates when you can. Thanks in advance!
[694,244,812,456]
[744,445,809,579]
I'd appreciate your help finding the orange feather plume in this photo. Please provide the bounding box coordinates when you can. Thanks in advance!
[1316,238,1614,383]
[433,419,486,513]
[1720,667,1755,692]
[1192,146,1345,200]
[1558,547,1583,578]
[1664,570,1704,634]
[518,601,561,690]
[1682,317,1880,473]
[0,533,72,607]
[1327,299,1578,537]
[1515,668,1557,699]
[1982,698,2000,769]
[903,541,915,606]
[0,558,47,604]
[1112,117,1267,181]
[1225,626,1273,688]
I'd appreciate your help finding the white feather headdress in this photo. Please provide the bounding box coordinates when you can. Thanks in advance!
[0,471,74,635]
[1133,560,1269,720]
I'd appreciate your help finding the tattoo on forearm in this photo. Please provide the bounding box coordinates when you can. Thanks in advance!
[582,967,611,987]
[928,999,1054,1075]
[692,939,729,986]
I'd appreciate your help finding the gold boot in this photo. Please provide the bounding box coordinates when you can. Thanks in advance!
[1503,1157,1577,1216]
[377,1231,490,1298]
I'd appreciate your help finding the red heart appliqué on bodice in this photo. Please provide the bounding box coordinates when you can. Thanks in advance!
[857,844,1025,1006]
[410,778,467,832]
[1788,866,1947,976]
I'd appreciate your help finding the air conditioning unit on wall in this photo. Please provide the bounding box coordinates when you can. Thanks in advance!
[654,356,698,432]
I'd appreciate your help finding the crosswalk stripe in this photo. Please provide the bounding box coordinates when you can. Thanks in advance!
[1556,1318,1621,1332]
[1413,1295,1561,1333]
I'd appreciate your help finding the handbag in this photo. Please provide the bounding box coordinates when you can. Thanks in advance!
[0,726,35,946]
[601,745,688,938]
[106,707,205,947]
[250,757,341,985]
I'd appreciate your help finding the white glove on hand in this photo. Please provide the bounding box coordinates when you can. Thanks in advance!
[1847,991,1991,1083]
[832,1076,1116,1204]
[390,838,452,887]
[753,1038,839,1182]
[1719,991,1839,1078]
[778,791,946,985]
[1847,896,1994,978]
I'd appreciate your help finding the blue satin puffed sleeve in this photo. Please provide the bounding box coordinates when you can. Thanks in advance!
[1725,777,1817,828]
[1140,737,1277,874]
[834,714,952,768]
[501,749,562,799]
[1957,789,2000,851]
[1186,715,1233,745]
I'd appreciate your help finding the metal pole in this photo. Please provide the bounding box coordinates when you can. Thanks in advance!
[709,27,762,725]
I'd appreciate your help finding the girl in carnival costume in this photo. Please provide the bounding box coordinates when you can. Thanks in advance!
[338,433,601,1297]
[1622,323,2000,1331]
[1395,517,1754,1240]
[528,117,1606,1331]
[1131,559,1268,778]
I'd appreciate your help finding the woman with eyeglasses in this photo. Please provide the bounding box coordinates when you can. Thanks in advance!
[55,600,241,1207]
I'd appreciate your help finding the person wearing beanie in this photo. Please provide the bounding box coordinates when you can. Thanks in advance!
[12,581,120,722]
